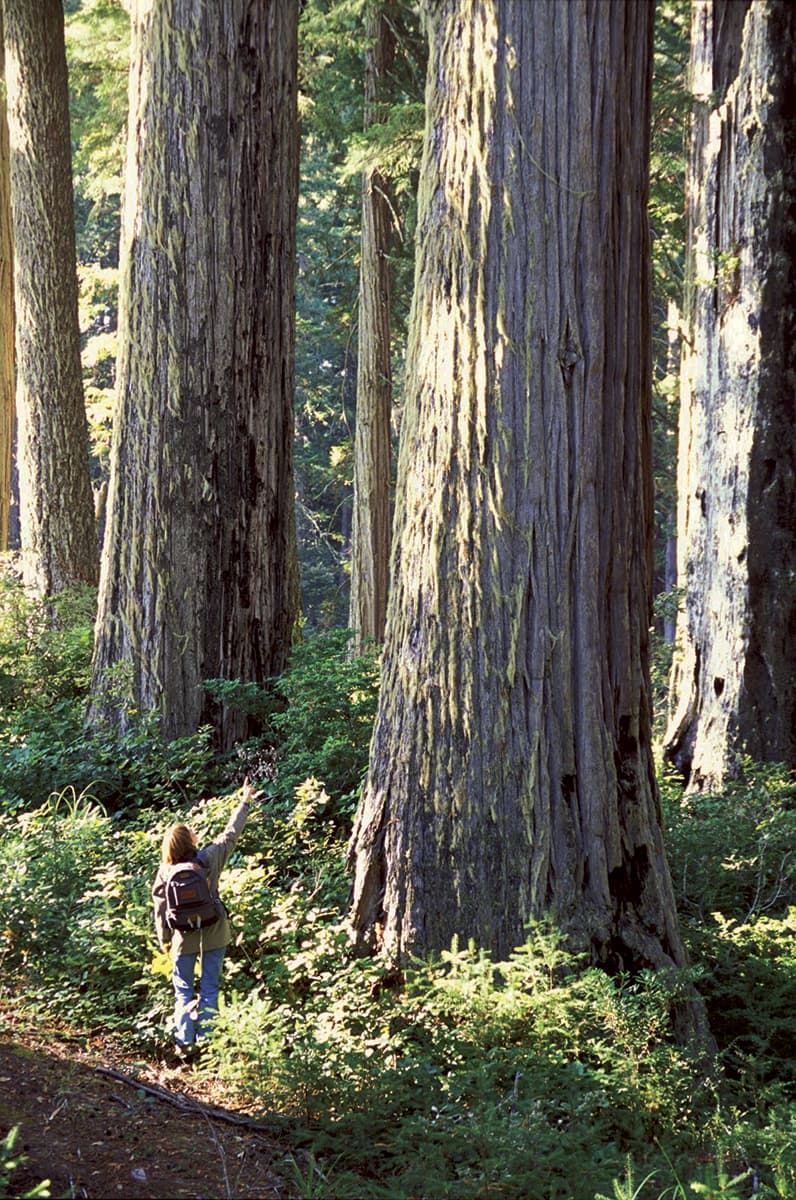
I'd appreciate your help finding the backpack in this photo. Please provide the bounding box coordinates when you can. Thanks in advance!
[163,852,220,932]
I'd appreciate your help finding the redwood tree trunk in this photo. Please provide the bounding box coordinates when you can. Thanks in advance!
[665,0,796,790]
[349,1,395,651]
[3,0,97,591]
[0,6,13,553]
[90,0,299,746]
[348,0,686,976]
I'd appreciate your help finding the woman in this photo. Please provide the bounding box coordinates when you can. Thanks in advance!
[152,778,259,1057]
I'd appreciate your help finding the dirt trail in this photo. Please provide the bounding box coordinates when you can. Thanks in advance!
[0,1005,296,1199]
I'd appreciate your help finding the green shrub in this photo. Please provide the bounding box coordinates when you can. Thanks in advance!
[0,788,111,971]
[0,705,222,814]
[206,628,380,825]
[0,611,793,1200]
[662,763,796,1089]
[661,762,796,923]
[0,576,97,807]
[0,764,793,1199]
[0,573,223,813]
[0,787,164,1030]
[0,575,95,711]
[206,925,725,1200]
[0,1126,51,1199]
[743,1102,796,1198]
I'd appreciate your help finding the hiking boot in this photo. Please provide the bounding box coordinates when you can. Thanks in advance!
[174,1041,201,1065]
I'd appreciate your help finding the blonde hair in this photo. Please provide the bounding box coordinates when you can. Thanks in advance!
[162,823,197,865]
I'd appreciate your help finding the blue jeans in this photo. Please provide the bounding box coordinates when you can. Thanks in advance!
[172,946,225,1047]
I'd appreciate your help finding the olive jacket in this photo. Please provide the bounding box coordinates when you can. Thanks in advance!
[152,796,249,956]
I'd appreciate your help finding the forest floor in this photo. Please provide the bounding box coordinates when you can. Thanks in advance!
[0,998,300,1199]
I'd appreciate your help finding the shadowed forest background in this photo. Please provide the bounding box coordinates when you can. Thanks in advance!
[1,1,795,1197]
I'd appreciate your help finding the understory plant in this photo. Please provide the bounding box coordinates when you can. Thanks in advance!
[0,572,224,811]
[0,1126,51,1199]
[0,594,794,1198]
[661,761,796,1091]
[207,924,767,1200]
[206,627,381,825]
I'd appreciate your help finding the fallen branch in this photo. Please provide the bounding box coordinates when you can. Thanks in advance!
[93,1066,289,1136]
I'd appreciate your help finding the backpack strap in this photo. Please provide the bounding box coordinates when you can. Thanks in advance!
[194,848,219,898]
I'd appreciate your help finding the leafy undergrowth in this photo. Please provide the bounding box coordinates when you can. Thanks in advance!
[0,585,794,1198]
[1,770,795,1199]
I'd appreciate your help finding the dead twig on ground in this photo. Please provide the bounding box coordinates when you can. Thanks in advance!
[93,1065,290,1137]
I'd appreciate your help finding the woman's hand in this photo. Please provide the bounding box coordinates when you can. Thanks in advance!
[239,776,264,806]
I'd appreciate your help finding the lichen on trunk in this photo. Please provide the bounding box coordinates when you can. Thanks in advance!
[348,0,686,979]
[4,0,97,592]
[665,0,796,791]
[90,0,299,746]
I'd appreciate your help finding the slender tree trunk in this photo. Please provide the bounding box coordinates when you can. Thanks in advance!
[349,0,686,978]
[0,5,13,553]
[349,1,395,651]
[664,536,677,646]
[665,0,796,790]
[3,0,97,592]
[90,0,299,746]
[663,300,680,647]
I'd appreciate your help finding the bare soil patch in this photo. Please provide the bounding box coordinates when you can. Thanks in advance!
[0,1001,297,1199]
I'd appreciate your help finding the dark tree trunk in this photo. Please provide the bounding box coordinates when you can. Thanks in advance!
[90,0,299,746]
[3,0,97,591]
[348,0,687,979]
[665,0,796,790]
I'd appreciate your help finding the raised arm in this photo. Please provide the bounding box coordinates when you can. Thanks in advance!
[207,778,262,875]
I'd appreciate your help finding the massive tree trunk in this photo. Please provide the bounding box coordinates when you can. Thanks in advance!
[348,1,395,651]
[665,0,796,791]
[348,0,686,976]
[0,6,13,553]
[90,0,299,746]
[3,0,97,591]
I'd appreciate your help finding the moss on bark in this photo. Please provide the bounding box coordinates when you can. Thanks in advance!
[349,0,685,979]
[91,0,299,745]
[4,0,97,591]
[665,0,796,790]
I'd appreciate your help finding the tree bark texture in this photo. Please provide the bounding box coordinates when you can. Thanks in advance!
[349,2,395,651]
[665,0,796,790]
[91,0,299,745]
[0,6,14,553]
[3,0,97,591]
[349,0,686,974]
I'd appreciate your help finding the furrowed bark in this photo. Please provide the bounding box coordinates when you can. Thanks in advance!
[91,0,299,745]
[349,0,687,981]
[4,0,97,591]
[665,0,796,790]
[349,0,395,652]
[0,6,13,553]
